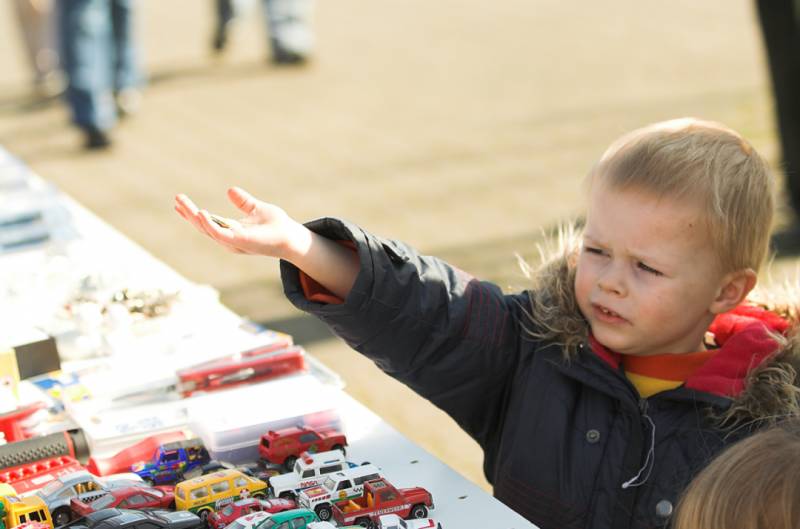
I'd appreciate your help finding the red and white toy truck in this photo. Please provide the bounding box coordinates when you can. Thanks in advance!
[331,479,433,529]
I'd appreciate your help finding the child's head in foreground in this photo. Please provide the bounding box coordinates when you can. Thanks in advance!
[673,420,800,529]
[574,118,774,357]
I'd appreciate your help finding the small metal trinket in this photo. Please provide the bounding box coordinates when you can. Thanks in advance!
[210,214,230,229]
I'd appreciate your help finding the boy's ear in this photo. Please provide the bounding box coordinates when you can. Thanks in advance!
[709,268,757,314]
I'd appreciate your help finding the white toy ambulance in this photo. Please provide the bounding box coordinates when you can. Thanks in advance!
[268,450,349,500]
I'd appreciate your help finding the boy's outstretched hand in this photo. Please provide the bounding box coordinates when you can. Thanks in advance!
[174,187,360,300]
[174,187,302,259]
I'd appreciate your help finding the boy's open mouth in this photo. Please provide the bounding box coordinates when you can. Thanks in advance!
[591,303,628,323]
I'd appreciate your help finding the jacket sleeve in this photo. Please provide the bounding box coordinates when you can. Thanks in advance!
[280,217,531,450]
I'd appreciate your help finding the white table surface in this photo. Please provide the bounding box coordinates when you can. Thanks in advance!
[0,146,539,529]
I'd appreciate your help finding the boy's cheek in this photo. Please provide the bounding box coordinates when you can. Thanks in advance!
[573,275,591,321]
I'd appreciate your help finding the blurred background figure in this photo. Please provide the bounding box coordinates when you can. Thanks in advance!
[212,0,314,64]
[756,0,800,224]
[12,0,61,97]
[58,0,143,150]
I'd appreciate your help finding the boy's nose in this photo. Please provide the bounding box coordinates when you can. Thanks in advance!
[597,265,627,296]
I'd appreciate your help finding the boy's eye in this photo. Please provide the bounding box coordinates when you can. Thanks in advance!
[637,262,663,276]
[584,246,606,256]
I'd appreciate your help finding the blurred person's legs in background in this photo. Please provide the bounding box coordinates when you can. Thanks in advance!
[211,0,314,64]
[12,0,61,96]
[263,0,314,64]
[756,0,800,222]
[212,0,235,52]
[111,0,142,117]
[58,0,142,150]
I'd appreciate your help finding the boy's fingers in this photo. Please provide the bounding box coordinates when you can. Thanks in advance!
[174,204,187,220]
[227,187,259,215]
[174,202,199,229]
[176,194,248,254]
[174,200,208,235]
[175,194,200,215]
[199,210,243,250]
[175,195,203,225]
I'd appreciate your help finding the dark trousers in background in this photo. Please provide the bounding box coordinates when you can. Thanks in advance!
[757,0,800,218]
[58,0,141,132]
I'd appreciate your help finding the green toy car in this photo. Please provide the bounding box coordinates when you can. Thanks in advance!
[255,509,317,529]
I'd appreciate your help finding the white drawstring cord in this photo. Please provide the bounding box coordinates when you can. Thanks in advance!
[621,414,656,489]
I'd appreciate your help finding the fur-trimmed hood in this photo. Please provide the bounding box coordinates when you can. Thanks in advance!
[519,226,800,429]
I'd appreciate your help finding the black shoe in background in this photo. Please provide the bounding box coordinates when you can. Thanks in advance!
[83,126,112,150]
[271,47,309,66]
[212,24,228,53]
[213,0,234,53]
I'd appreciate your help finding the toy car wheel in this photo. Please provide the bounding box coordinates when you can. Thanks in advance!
[332,444,346,455]
[410,504,428,518]
[283,456,297,472]
[355,517,374,529]
[314,505,332,521]
[53,507,72,527]
[199,509,212,523]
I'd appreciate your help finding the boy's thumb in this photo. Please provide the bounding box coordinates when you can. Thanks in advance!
[227,186,259,214]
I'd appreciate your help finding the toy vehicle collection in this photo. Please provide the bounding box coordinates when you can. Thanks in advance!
[259,428,347,471]
[131,440,210,485]
[331,479,433,529]
[296,465,381,522]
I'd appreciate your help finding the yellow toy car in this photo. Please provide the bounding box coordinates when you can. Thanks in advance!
[174,470,267,520]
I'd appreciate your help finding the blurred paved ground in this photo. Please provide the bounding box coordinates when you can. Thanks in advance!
[1,0,798,492]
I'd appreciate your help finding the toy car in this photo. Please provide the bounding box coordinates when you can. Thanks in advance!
[35,471,143,526]
[206,498,296,529]
[267,450,350,500]
[0,494,53,529]
[250,509,317,529]
[259,428,347,471]
[331,479,433,529]
[296,465,381,522]
[173,470,268,519]
[377,514,441,529]
[65,508,201,529]
[70,486,175,517]
[131,439,210,485]
[219,511,271,529]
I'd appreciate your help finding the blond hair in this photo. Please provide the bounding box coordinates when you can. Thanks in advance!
[673,421,800,529]
[588,118,774,273]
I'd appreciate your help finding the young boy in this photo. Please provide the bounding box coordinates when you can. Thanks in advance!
[174,118,800,529]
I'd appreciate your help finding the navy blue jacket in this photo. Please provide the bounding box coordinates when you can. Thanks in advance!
[280,218,795,529]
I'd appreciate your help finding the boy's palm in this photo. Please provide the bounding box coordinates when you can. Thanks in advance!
[174,187,297,258]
